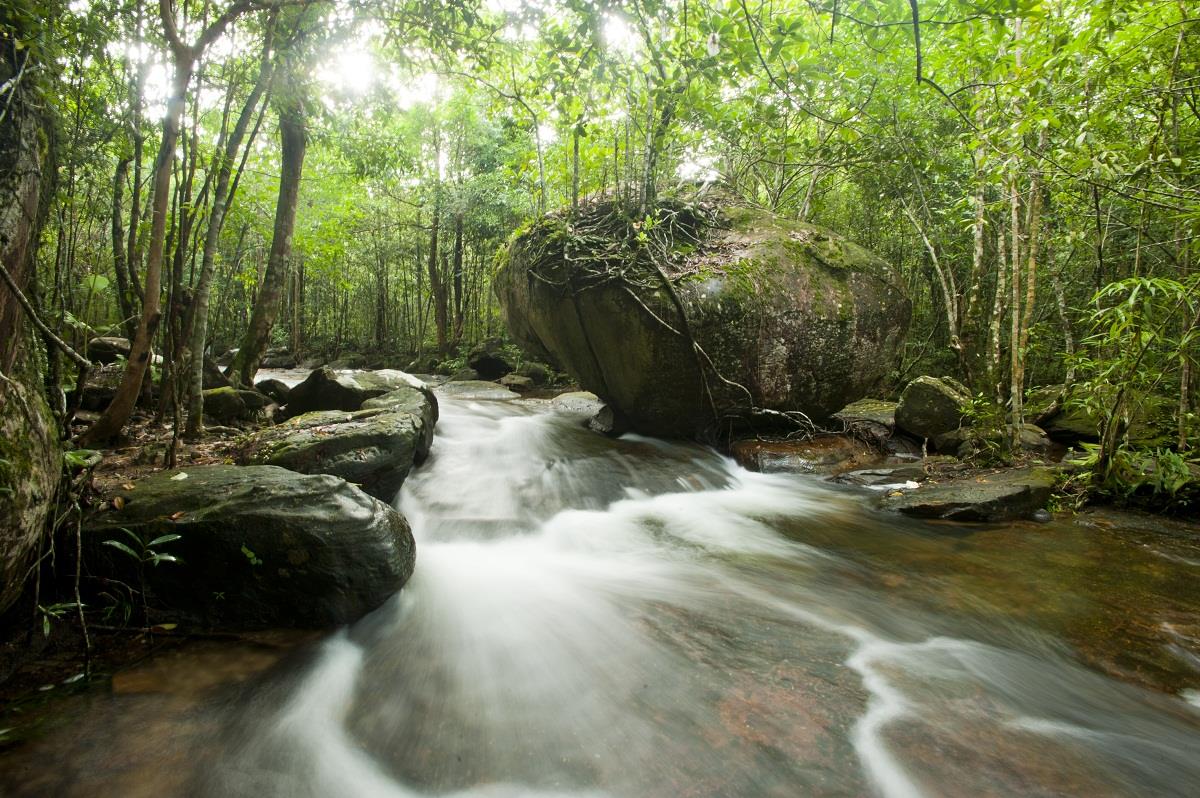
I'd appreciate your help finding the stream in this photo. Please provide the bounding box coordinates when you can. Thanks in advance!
[2,389,1200,797]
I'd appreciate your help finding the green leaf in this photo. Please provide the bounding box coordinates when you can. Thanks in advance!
[103,540,140,560]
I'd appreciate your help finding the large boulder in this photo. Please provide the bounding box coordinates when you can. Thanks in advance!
[895,376,972,440]
[285,366,436,417]
[86,336,131,364]
[203,386,246,425]
[83,465,415,628]
[495,198,910,437]
[255,378,292,404]
[241,385,436,500]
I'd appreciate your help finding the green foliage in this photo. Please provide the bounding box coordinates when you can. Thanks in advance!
[103,528,182,568]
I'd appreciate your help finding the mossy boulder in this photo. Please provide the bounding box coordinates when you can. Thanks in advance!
[84,466,414,628]
[285,366,435,417]
[895,376,972,440]
[494,198,910,437]
[202,386,246,424]
[239,385,435,500]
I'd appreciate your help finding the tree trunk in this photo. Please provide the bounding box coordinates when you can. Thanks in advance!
[79,57,194,445]
[184,30,274,437]
[110,156,137,339]
[229,92,307,387]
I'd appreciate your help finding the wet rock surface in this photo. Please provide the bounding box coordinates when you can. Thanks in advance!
[240,385,436,500]
[83,465,415,629]
[731,435,883,475]
[878,466,1057,522]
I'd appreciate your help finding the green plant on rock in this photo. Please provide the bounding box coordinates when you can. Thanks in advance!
[103,528,182,625]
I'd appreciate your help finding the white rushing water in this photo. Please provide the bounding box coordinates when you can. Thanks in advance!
[198,393,1200,798]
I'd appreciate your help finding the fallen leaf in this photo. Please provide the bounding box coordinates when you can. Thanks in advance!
[120,483,135,491]
[169,511,185,521]
[112,496,125,510]
[170,472,188,481]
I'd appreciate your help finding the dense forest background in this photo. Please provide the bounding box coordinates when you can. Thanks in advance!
[4,0,1198,469]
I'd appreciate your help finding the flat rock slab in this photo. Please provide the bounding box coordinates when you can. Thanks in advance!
[84,465,415,629]
[731,436,883,475]
[551,391,604,415]
[878,466,1056,522]
[437,380,520,401]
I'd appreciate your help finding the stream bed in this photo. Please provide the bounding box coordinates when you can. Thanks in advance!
[2,391,1199,797]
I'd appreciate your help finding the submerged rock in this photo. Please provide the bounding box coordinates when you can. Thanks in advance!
[895,376,972,441]
[438,380,520,401]
[731,435,882,475]
[878,466,1057,522]
[84,465,415,628]
[495,198,911,437]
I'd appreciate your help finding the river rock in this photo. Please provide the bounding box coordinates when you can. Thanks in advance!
[500,373,535,391]
[84,465,414,628]
[203,386,246,424]
[438,380,520,401]
[731,435,883,475]
[515,361,552,386]
[895,376,972,440]
[255,378,292,404]
[73,363,124,411]
[467,338,515,380]
[260,347,297,369]
[239,396,434,501]
[495,198,911,438]
[551,391,605,415]
[86,336,131,364]
[285,366,434,416]
[878,466,1057,522]
[588,404,630,437]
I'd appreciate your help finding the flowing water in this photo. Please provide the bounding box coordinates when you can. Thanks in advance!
[3,391,1200,797]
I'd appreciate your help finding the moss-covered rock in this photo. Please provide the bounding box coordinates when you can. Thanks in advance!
[84,465,414,628]
[494,198,910,437]
[239,385,435,500]
[203,386,246,424]
[895,376,972,440]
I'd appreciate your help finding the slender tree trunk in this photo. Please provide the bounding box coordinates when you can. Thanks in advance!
[452,213,464,344]
[988,217,1007,404]
[110,156,137,339]
[229,93,307,387]
[184,29,274,436]
[79,60,194,445]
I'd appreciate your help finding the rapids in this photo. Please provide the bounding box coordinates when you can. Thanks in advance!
[2,390,1199,797]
